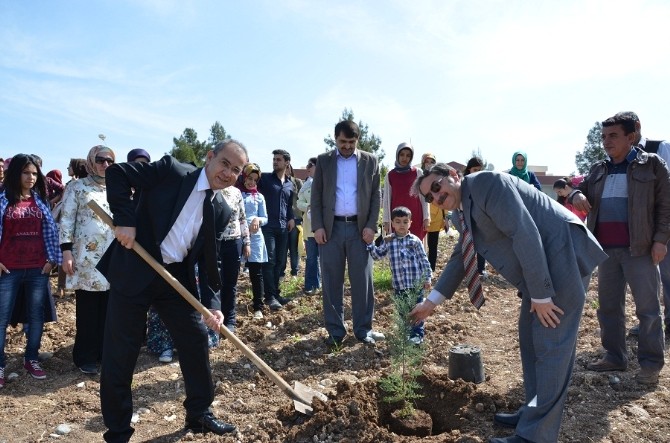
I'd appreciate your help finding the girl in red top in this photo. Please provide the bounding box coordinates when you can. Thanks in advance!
[382,143,429,240]
[0,154,61,386]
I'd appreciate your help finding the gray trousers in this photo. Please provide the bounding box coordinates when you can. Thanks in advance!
[514,274,588,443]
[597,248,664,370]
[319,220,374,340]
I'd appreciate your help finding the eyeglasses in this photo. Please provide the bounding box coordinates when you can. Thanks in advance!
[423,177,444,203]
[306,163,314,169]
[95,157,115,165]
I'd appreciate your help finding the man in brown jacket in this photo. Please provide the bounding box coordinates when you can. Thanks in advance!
[573,113,670,385]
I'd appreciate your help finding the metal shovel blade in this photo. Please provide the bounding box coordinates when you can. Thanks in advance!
[293,381,328,415]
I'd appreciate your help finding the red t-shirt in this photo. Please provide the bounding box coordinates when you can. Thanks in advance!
[0,197,46,269]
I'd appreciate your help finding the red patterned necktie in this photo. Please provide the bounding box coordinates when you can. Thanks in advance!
[458,210,485,309]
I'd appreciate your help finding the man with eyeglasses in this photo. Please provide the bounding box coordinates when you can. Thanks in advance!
[410,163,606,443]
[96,140,248,442]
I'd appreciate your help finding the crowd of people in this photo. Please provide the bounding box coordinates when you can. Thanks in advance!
[0,111,667,443]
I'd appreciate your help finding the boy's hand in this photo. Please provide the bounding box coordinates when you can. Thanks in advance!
[384,234,394,242]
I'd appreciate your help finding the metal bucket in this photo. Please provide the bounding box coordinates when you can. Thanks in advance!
[448,344,485,384]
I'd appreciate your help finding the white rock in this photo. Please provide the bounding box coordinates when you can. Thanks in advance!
[49,434,61,438]
[243,363,251,369]
[247,383,256,390]
[55,424,71,435]
[137,407,150,415]
[211,400,220,407]
[164,414,177,422]
[76,382,86,388]
[131,413,140,424]
[265,322,273,328]
[7,372,19,381]
[319,379,333,387]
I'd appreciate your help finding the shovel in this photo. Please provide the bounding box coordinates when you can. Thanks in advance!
[88,200,326,414]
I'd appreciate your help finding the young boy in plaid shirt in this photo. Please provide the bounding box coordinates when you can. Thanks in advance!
[367,206,432,344]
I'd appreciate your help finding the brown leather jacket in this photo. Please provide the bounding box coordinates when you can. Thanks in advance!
[577,148,670,256]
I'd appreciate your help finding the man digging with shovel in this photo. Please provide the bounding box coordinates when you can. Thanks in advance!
[96,140,248,443]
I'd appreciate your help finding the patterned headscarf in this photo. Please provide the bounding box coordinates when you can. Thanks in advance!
[85,145,116,184]
[238,162,261,194]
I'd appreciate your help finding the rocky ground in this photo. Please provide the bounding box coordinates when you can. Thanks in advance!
[1,234,669,443]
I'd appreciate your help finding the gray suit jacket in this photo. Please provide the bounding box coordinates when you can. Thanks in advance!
[434,172,607,302]
[311,149,381,238]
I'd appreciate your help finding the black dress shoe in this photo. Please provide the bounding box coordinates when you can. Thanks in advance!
[185,413,236,435]
[493,410,521,428]
[276,295,291,305]
[489,435,531,443]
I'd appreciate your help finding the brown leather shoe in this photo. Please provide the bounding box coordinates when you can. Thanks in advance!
[586,358,626,372]
[635,368,660,385]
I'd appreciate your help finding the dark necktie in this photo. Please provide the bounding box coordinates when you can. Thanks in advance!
[458,210,485,309]
[203,189,221,291]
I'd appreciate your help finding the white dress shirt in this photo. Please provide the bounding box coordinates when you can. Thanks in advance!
[160,169,211,264]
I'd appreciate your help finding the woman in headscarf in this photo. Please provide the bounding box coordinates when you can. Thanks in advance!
[382,142,430,240]
[59,145,115,374]
[237,163,268,320]
[0,154,61,384]
[508,151,542,190]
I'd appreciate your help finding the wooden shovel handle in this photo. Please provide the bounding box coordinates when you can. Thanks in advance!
[87,200,312,406]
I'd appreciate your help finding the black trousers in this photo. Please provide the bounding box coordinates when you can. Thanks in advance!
[426,230,440,271]
[73,289,109,367]
[100,264,213,443]
[219,238,241,328]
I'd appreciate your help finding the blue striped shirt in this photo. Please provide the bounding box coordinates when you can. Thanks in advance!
[367,233,432,290]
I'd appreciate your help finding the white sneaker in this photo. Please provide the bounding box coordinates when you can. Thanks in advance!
[408,336,424,346]
[253,310,264,320]
[368,331,385,341]
[158,349,173,363]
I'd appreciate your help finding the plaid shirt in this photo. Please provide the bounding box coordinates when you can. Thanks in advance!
[0,190,62,265]
[367,232,432,291]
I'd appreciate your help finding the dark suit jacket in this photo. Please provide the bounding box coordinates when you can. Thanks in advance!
[311,149,380,238]
[96,155,232,309]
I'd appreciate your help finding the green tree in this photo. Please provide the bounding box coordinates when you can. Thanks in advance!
[169,121,232,166]
[575,122,605,174]
[324,108,386,162]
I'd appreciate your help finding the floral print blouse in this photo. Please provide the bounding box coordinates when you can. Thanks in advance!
[59,176,114,291]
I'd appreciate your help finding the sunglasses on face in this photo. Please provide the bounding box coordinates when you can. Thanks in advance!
[423,177,444,203]
[95,157,115,165]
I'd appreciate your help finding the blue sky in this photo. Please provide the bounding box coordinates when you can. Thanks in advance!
[1,0,668,177]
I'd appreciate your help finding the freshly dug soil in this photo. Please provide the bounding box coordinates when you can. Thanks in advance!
[1,235,668,442]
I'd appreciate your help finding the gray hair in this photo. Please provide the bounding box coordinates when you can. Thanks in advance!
[410,162,456,197]
[213,139,249,162]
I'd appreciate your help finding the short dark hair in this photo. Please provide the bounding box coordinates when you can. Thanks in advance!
[614,111,639,122]
[391,206,412,220]
[602,114,636,135]
[307,157,317,167]
[272,149,290,162]
[334,120,360,139]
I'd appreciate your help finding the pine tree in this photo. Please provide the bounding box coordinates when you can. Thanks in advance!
[575,122,605,174]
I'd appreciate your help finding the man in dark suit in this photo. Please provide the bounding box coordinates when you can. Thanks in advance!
[97,140,248,443]
[410,164,607,443]
[311,120,382,347]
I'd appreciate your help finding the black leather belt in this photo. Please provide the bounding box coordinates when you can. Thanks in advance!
[334,215,357,222]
